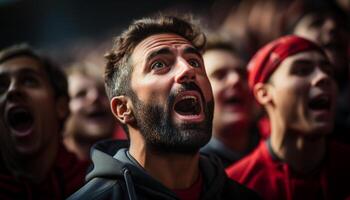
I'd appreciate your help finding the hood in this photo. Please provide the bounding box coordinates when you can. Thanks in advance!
[86,139,178,200]
[199,153,229,199]
[87,140,230,200]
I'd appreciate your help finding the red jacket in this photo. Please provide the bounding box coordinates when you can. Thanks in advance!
[226,140,350,200]
[0,144,89,200]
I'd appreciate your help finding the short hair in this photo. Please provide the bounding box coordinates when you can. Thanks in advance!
[104,14,206,100]
[0,44,69,128]
[204,32,249,63]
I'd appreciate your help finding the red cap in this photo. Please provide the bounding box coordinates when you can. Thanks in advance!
[248,35,326,90]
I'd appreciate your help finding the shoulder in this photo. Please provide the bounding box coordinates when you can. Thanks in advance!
[67,177,124,200]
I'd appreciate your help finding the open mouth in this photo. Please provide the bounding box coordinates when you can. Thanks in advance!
[7,107,34,135]
[308,95,331,111]
[224,96,243,105]
[86,110,109,120]
[174,92,202,117]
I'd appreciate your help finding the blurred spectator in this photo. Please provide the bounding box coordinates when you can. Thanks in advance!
[226,35,350,200]
[64,63,118,161]
[201,33,259,167]
[0,44,88,199]
[221,0,288,57]
[283,0,350,143]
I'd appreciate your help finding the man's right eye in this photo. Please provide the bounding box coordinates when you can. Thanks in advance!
[151,61,166,70]
[0,77,9,94]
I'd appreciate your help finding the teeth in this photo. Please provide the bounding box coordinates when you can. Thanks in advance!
[181,95,197,101]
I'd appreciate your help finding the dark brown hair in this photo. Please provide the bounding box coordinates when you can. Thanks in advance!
[104,14,206,100]
[0,44,69,129]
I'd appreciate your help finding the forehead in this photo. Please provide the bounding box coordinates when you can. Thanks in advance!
[297,13,339,27]
[0,55,46,76]
[280,50,327,67]
[203,49,245,74]
[131,33,195,61]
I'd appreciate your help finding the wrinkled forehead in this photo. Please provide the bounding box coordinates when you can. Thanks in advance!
[131,33,195,62]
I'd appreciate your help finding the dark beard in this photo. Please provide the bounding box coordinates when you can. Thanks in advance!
[129,83,214,154]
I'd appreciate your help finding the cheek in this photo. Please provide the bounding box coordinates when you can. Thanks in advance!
[69,99,85,113]
[199,76,213,101]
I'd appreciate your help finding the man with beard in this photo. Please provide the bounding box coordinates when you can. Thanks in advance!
[68,15,259,200]
[0,44,88,199]
[226,35,350,200]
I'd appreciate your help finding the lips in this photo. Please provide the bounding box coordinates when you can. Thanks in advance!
[6,106,34,137]
[173,91,204,122]
[308,94,332,111]
[86,109,110,121]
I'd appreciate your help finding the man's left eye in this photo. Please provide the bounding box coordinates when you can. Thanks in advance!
[188,59,201,68]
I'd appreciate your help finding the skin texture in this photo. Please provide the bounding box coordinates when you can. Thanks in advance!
[254,50,337,173]
[203,49,253,152]
[0,56,67,182]
[111,33,214,189]
[64,73,115,160]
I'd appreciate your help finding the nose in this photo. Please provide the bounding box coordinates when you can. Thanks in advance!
[312,67,333,89]
[87,88,100,105]
[227,71,241,88]
[7,80,23,102]
[174,59,196,84]
[322,18,337,42]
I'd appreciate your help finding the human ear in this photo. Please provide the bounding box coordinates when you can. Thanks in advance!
[110,96,135,124]
[253,82,272,106]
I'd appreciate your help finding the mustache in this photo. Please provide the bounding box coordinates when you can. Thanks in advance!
[168,82,205,108]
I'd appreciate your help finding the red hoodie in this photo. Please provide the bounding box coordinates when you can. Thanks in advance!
[0,144,89,200]
[226,140,350,200]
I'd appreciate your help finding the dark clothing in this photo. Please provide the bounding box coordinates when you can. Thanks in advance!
[201,130,259,168]
[226,140,350,200]
[0,144,89,200]
[68,140,260,200]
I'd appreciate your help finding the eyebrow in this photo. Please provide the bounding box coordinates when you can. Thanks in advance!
[183,46,201,58]
[18,68,42,76]
[146,48,173,63]
[292,59,330,66]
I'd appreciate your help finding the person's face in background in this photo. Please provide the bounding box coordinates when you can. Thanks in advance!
[67,73,115,141]
[293,12,349,82]
[266,50,336,136]
[0,56,63,157]
[203,49,253,132]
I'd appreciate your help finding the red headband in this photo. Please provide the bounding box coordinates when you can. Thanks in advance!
[248,35,326,90]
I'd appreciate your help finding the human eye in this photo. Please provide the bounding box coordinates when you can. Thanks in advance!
[0,75,9,94]
[291,63,314,77]
[188,59,201,68]
[75,89,87,99]
[22,75,40,87]
[151,60,168,71]
[320,64,334,77]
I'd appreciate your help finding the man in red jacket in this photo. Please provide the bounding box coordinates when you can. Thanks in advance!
[226,35,350,200]
[0,44,88,199]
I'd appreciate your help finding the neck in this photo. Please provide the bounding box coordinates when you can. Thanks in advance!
[129,132,199,190]
[214,123,250,153]
[270,119,327,174]
[63,134,91,161]
[11,138,59,184]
